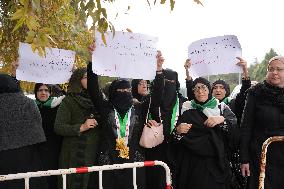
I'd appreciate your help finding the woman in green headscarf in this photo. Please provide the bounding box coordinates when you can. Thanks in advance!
[54,68,101,189]
[168,77,238,189]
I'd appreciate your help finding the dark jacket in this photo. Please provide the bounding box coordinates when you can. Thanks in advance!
[240,81,284,189]
[0,92,46,151]
[169,104,237,189]
[54,94,101,189]
[87,62,163,189]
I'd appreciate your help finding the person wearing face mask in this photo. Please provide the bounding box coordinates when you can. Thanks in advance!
[146,52,187,189]
[87,50,164,188]
[54,68,101,189]
[130,55,165,189]
[0,74,48,189]
[168,77,237,189]
[34,83,65,189]
[240,56,284,189]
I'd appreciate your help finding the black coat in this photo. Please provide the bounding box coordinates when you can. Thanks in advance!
[37,105,62,189]
[240,81,284,189]
[87,62,163,189]
[168,105,237,189]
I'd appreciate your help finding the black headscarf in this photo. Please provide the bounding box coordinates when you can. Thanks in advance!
[131,79,149,102]
[161,69,180,110]
[192,77,212,105]
[109,79,133,115]
[68,67,87,94]
[212,79,230,98]
[34,83,52,101]
[0,73,20,94]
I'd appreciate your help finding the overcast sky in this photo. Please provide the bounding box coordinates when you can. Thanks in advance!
[98,0,284,85]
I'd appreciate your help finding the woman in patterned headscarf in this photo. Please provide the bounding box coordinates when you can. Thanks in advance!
[54,68,101,189]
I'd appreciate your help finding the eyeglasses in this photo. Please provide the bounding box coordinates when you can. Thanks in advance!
[38,89,49,93]
[116,88,132,93]
[267,67,284,73]
[138,81,148,86]
[193,85,208,92]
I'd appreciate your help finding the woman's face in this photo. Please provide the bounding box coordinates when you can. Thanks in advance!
[193,83,209,102]
[266,60,284,88]
[81,73,87,89]
[212,84,226,100]
[36,85,50,102]
[137,80,148,96]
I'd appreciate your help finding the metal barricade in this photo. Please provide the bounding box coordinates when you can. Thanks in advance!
[0,160,172,189]
[258,136,284,189]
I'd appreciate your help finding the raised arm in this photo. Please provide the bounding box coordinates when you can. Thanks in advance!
[184,59,194,100]
[236,57,251,94]
[149,50,165,108]
[87,61,106,115]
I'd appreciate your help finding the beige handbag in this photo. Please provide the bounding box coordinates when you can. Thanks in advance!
[139,122,164,148]
[139,98,164,148]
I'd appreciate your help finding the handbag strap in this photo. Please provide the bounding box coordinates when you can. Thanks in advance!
[145,96,162,124]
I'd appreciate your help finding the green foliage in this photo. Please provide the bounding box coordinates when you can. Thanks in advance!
[248,48,278,82]
[0,0,202,92]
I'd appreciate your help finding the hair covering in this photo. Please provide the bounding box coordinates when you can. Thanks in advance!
[67,67,87,93]
[102,81,112,99]
[34,83,52,100]
[192,77,212,104]
[161,69,180,110]
[212,79,230,98]
[131,79,149,102]
[0,73,20,94]
[109,79,133,114]
[268,55,284,65]
[163,69,180,91]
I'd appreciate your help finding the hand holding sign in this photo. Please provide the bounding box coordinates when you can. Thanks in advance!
[188,35,242,78]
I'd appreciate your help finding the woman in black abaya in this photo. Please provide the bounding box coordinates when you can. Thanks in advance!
[169,77,237,189]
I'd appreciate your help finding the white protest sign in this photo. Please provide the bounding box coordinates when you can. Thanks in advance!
[17,42,75,84]
[188,35,242,78]
[92,31,158,80]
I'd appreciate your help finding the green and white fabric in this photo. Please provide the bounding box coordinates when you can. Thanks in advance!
[35,95,65,108]
[181,97,227,117]
[221,97,232,105]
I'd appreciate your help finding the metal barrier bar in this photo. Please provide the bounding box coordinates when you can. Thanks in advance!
[258,136,284,189]
[0,161,172,189]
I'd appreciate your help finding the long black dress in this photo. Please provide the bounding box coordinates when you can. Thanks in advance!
[87,63,163,189]
[37,103,63,189]
[240,81,284,189]
[168,102,237,189]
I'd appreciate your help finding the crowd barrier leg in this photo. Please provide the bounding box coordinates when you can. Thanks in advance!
[258,136,284,189]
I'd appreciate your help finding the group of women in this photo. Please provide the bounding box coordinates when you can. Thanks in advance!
[1,43,284,189]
